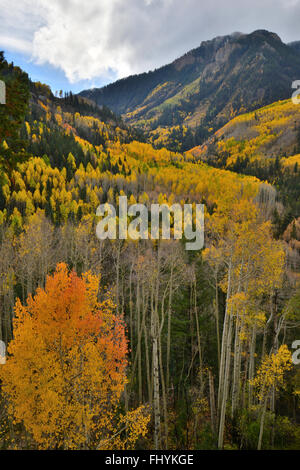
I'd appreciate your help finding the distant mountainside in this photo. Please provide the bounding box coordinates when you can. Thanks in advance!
[79,30,300,151]
[0,53,265,232]
[187,97,300,230]
[187,99,300,165]
[288,40,300,54]
[27,81,143,152]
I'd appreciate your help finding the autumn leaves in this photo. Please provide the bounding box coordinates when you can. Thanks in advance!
[0,264,149,449]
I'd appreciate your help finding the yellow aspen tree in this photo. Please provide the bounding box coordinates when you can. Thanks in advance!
[0,264,149,449]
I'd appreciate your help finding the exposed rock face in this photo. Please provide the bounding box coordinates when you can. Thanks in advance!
[79,30,300,142]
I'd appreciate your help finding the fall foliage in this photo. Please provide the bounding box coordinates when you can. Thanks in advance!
[0,53,299,451]
[0,264,149,449]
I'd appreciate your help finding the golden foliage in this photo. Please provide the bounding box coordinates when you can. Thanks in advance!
[0,263,149,449]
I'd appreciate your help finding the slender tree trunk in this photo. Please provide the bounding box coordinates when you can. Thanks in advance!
[152,249,161,449]
[209,369,217,433]
[136,270,142,403]
[153,333,161,449]
[194,278,203,393]
[258,399,267,450]
[166,265,174,391]
[159,328,168,449]
[218,259,232,413]
[218,312,233,449]
[144,319,152,403]
[215,271,221,369]
[248,326,256,407]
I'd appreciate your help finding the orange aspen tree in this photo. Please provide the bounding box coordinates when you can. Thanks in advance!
[0,263,149,449]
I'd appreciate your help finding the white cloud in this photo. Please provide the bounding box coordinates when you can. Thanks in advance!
[0,35,32,54]
[0,0,46,53]
[31,0,134,82]
[1,0,300,84]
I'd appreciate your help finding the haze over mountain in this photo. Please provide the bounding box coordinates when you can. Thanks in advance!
[80,30,300,150]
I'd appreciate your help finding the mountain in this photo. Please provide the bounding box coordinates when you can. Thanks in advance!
[1,53,300,452]
[288,40,300,54]
[1,53,263,228]
[188,98,300,167]
[187,97,300,233]
[79,30,300,151]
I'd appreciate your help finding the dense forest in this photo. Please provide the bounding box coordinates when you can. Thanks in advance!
[0,51,299,451]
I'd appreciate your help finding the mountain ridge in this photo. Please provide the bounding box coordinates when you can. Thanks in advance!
[79,29,300,151]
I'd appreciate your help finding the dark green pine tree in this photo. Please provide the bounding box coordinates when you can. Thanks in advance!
[0,51,30,174]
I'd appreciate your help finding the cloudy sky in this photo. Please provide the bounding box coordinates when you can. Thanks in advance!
[1,0,300,93]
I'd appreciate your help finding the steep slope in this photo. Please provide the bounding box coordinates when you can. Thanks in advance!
[0,55,270,229]
[187,97,300,236]
[27,81,144,153]
[3,57,300,453]
[0,51,30,173]
[188,98,300,167]
[80,30,300,151]
[0,51,143,174]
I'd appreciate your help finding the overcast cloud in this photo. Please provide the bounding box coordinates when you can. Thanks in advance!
[1,0,300,84]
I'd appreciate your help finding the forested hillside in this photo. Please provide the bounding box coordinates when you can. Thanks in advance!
[188,98,300,238]
[0,52,299,450]
[80,30,300,152]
